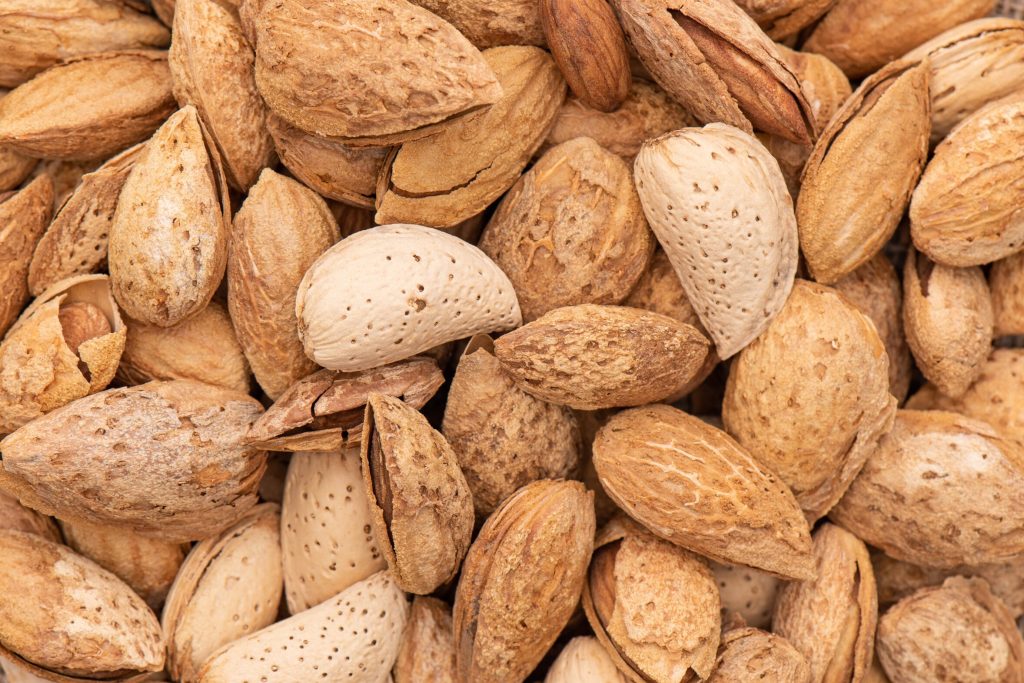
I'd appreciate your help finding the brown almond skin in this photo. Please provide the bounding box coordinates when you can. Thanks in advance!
[707,628,811,683]
[408,0,546,48]
[593,404,815,580]
[493,304,710,410]
[0,175,53,338]
[877,577,1024,683]
[830,410,1024,569]
[0,490,60,543]
[773,523,878,683]
[453,480,596,683]
[479,137,654,322]
[393,597,457,683]
[227,169,339,399]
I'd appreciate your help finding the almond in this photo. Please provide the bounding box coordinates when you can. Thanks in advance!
[545,636,626,683]
[0,175,53,337]
[991,251,1024,336]
[733,0,835,39]
[29,157,98,212]
[623,248,704,330]
[393,597,457,683]
[0,92,35,191]
[709,562,780,629]
[707,628,811,683]
[408,0,546,48]
[0,490,60,542]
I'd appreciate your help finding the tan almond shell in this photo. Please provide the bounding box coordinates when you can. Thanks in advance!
[0,175,53,338]
[27,143,142,296]
[453,480,596,683]
[904,18,1024,142]
[991,251,1024,336]
[911,92,1024,267]
[360,393,474,595]
[266,114,388,209]
[706,627,811,683]
[376,46,567,228]
[0,648,154,683]
[393,597,457,683]
[227,168,338,398]
[116,300,250,393]
[623,248,704,330]
[479,137,653,322]
[29,158,99,213]
[0,530,164,678]
[0,274,125,436]
[109,105,230,328]
[582,517,721,683]
[169,0,274,190]
[797,60,931,284]
[0,51,175,160]
[542,80,696,159]
[408,0,546,48]
[0,490,60,543]
[254,0,502,144]
[493,304,711,410]
[830,410,1024,569]
[833,253,913,403]
[709,562,780,629]
[544,636,626,683]
[592,404,815,580]
[0,380,267,543]
[773,523,877,683]
[281,448,386,614]
[161,504,282,683]
[0,91,36,188]
[0,0,169,88]
[903,249,993,398]
[722,280,897,522]
[803,0,996,78]
[58,519,185,610]
[614,0,815,144]
[442,335,582,517]
[876,577,1024,683]
[733,0,834,39]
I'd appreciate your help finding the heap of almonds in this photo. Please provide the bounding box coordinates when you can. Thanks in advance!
[2,0,1024,681]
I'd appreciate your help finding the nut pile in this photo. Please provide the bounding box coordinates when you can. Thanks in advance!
[1,0,1024,682]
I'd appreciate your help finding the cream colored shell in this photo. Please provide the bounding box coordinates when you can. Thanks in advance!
[545,637,626,683]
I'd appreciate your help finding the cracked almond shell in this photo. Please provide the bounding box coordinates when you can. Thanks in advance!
[709,562,780,629]
[545,636,626,683]
[707,628,811,683]
[408,0,546,48]
[393,597,457,683]
[0,175,53,338]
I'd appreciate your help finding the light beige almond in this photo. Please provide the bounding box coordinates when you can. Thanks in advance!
[393,597,457,683]
[408,0,546,48]
[0,175,53,338]
[991,251,1024,336]
[545,636,626,683]
[707,628,812,683]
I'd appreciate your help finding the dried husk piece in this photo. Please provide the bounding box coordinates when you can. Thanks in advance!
[797,60,931,284]
[773,523,878,683]
[393,597,457,683]
[0,274,125,435]
[376,46,566,228]
[706,628,811,683]
[0,175,53,337]
[408,0,546,48]
[0,490,60,542]
[991,252,1024,336]
[733,0,835,40]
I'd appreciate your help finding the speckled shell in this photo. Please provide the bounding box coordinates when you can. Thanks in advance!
[615,0,815,144]
[593,404,814,580]
[0,0,169,88]
[0,380,266,543]
[453,480,595,683]
[773,523,877,683]
[494,304,710,410]
[803,0,995,77]
[228,169,339,398]
[295,224,522,372]
[442,336,581,517]
[169,0,274,190]
[117,300,250,393]
[831,410,1024,568]
[197,570,408,683]
[393,597,457,683]
[0,175,53,338]
[991,252,1024,336]
[733,0,834,39]
[480,137,653,322]
[905,18,1024,142]
[376,46,566,228]
[0,51,174,160]
[634,124,798,359]
[360,393,474,595]
[876,577,1024,683]
[903,249,992,398]
[162,504,282,683]
[722,280,897,522]
[253,0,502,145]
[408,0,546,48]
[0,530,164,678]
[582,516,721,683]
[544,636,626,683]
[0,490,59,542]
[798,60,931,284]
[707,628,811,683]
[281,448,385,614]
[709,562,780,629]
[27,143,142,296]
[911,93,1024,267]
[108,105,230,328]
[833,253,912,403]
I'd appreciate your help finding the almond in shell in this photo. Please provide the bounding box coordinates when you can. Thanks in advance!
[0,175,53,337]
[0,490,60,542]
[408,0,546,48]
[709,562,780,629]
[733,0,835,39]
[393,597,457,683]
[545,636,626,683]
[990,251,1024,336]
[707,628,811,683]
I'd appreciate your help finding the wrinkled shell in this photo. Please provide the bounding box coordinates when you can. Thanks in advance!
[0,490,59,542]
[408,0,545,48]
[710,562,780,629]
[991,251,1024,336]
[593,404,815,580]
[376,46,566,228]
[0,176,53,338]
[228,169,339,398]
[296,224,522,372]
[393,597,457,683]
[733,0,834,39]
[480,137,653,322]
[634,124,798,358]
[453,480,595,683]
[723,280,897,521]
[544,636,626,683]
[903,249,993,398]
[707,628,812,683]
[0,380,266,543]
[830,410,1024,568]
